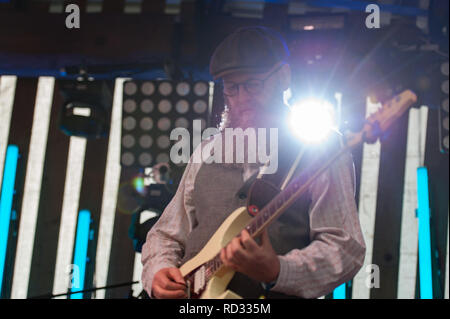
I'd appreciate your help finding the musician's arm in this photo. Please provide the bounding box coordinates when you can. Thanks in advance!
[270,150,366,298]
[141,159,198,298]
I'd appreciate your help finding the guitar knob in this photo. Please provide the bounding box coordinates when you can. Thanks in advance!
[248,205,259,217]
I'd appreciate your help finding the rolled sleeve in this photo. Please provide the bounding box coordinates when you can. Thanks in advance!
[140,157,200,297]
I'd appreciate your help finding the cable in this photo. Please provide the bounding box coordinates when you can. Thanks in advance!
[28,281,139,299]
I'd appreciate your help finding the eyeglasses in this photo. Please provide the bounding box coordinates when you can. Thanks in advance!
[222,63,284,97]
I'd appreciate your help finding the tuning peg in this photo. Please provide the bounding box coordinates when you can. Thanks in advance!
[362,120,382,144]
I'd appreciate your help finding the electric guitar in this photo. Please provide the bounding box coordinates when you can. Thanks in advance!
[179,90,418,299]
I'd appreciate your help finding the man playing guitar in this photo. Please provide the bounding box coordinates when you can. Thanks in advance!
[141,26,366,299]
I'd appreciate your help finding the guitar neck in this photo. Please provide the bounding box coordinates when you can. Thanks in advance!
[244,142,356,239]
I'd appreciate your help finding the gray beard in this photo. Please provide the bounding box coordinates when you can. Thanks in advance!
[216,108,267,171]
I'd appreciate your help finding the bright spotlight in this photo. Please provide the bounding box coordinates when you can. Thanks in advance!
[288,98,335,143]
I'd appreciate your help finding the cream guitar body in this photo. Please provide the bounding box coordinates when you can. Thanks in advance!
[179,206,252,299]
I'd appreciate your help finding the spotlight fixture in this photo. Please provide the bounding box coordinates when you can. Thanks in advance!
[120,79,211,168]
[58,79,112,139]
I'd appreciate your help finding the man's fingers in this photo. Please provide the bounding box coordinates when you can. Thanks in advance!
[221,247,239,271]
[167,268,186,286]
[230,237,249,261]
[240,229,259,251]
[260,228,273,248]
[226,242,240,264]
[153,285,186,299]
[160,277,186,291]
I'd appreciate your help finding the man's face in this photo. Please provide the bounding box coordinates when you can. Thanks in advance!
[222,63,290,129]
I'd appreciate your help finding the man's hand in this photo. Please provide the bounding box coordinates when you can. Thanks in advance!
[152,267,187,299]
[220,228,280,283]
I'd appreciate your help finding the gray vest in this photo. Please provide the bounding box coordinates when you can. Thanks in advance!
[180,151,312,298]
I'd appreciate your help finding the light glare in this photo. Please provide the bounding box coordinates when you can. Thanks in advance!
[288,98,334,143]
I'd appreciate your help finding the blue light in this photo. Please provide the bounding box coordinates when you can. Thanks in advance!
[306,0,427,16]
[0,145,19,296]
[417,167,433,299]
[70,209,91,299]
[333,283,346,299]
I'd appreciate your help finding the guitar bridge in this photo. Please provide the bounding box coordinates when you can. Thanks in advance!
[186,280,191,299]
[193,265,206,294]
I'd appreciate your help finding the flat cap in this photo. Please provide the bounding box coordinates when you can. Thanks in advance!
[209,26,290,80]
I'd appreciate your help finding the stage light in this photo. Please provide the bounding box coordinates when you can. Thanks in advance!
[132,177,145,195]
[70,209,91,299]
[120,79,211,170]
[333,283,346,299]
[158,82,173,96]
[141,82,155,95]
[124,82,137,96]
[156,153,170,163]
[193,100,208,114]
[139,135,153,148]
[176,100,189,114]
[140,117,153,131]
[58,79,112,139]
[123,99,137,113]
[417,167,433,299]
[288,98,335,143]
[0,145,19,296]
[157,135,170,149]
[175,117,189,129]
[140,99,154,113]
[193,82,208,96]
[138,153,152,167]
[157,118,171,131]
[122,134,135,148]
[176,82,190,96]
[158,99,172,113]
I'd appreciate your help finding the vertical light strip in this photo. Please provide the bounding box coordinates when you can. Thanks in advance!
[333,283,346,299]
[417,166,433,299]
[397,106,428,298]
[0,77,17,293]
[52,136,87,298]
[352,98,382,299]
[0,76,17,184]
[94,78,126,299]
[131,210,158,297]
[70,209,91,299]
[10,77,54,299]
[0,145,19,295]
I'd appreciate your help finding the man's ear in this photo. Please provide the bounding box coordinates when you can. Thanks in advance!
[279,63,291,91]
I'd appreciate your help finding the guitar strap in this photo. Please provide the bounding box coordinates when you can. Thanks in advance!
[234,136,306,204]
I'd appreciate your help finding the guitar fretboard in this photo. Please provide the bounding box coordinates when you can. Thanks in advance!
[244,177,303,236]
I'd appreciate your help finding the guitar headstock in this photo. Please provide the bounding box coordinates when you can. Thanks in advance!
[346,90,418,146]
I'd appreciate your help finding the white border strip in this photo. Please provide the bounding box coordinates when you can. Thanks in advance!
[131,210,159,298]
[52,136,87,298]
[351,98,382,299]
[0,76,17,189]
[11,77,54,298]
[397,106,428,298]
[94,78,126,299]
